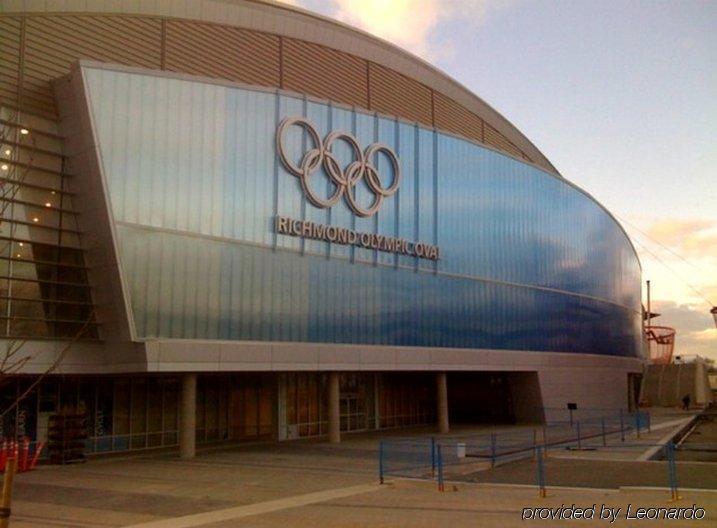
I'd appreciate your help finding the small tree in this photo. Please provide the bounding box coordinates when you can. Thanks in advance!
[0,107,96,422]
[0,316,94,424]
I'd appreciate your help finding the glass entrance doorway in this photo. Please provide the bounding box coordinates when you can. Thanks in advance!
[340,374,370,432]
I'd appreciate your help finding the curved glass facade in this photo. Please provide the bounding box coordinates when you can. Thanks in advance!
[84,66,642,357]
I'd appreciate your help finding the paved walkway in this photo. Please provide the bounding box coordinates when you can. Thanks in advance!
[195,481,716,528]
[125,483,380,528]
[9,410,713,527]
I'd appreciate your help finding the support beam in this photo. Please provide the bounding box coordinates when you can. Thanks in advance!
[328,372,341,443]
[436,372,449,434]
[180,373,197,459]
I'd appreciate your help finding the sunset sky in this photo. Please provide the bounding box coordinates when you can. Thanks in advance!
[284,0,717,359]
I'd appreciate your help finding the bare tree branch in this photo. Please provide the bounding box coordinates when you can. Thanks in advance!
[0,312,95,421]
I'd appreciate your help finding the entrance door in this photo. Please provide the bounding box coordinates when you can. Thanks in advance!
[339,374,369,432]
[340,393,367,432]
[229,375,275,440]
[628,373,642,411]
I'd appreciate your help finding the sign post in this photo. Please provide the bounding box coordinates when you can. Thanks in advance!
[0,457,16,528]
[567,403,577,427]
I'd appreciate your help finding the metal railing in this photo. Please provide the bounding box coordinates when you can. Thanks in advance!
[380,409,657,488]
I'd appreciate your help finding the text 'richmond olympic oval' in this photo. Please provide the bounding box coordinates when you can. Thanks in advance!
[275,216,440,261]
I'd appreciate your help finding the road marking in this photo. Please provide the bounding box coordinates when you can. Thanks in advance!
[125,483,379,528]
[621,486,717,494]
[13,515,115,528]
[638,417,697,461]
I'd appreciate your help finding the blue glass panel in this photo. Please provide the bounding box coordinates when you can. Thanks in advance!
[116,225,639,356]
[376,116,399,267]
[352,112,377,264]
[276,95,305,252]
[396,122,418,269]
[327,106,355,261]
[417,128,435,271]
[85,66,642,357]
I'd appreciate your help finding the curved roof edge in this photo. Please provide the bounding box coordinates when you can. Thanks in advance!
[0,0,560,176]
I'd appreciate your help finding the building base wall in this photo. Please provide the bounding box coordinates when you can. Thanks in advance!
[640,360,714,408]
[507,371,544,423]
[0,351,643,457]
[537,365,639,422]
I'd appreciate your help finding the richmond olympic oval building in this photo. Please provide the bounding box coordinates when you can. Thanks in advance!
[0,0,644,455]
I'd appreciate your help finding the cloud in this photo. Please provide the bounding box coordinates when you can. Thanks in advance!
[626,216,717,309]
[294,0,516,60]
[650,300,717,361]
[693,328,717,341]
[703,283,717,302]
[645,218,717,258]
[331,0,440,58]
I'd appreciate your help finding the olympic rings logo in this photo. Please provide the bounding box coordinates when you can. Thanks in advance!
[276,117,401,218]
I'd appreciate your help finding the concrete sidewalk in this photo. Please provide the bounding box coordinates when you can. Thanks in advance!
[12,471,716,528]
[190,480,716,528]
[9,411,713,527]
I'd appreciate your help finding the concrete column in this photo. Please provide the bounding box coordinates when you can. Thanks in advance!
[436,372,449,434]
[180,373,197,459]
[373,373,381,430]
[328,372,341,443]
[277,373,287,441]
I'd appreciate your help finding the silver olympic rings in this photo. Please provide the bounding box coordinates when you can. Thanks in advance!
[276,117,401,218]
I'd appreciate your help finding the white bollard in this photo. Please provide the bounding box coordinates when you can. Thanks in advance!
[456,443,466,458]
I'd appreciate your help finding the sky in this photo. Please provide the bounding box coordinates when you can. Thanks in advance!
[284,0,717,360]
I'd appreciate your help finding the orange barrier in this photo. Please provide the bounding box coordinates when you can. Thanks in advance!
[0,438,44,473]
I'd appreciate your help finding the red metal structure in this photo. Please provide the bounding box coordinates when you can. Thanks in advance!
[645,326,676,364]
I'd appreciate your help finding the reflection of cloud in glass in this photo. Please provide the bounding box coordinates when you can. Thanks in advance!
[436,135,639,312]
[89,67,641,357]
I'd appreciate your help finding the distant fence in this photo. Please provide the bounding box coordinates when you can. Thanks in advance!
[519,441,715,501]
[380,437,437,482]
[377,409,713,498]
[542,409,650,448]
[430,414,651,485]
[380,409,650,478]
[538,406,651,427]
